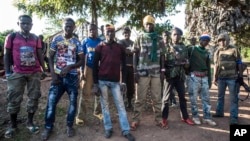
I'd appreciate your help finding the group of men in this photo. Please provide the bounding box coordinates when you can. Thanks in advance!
[2,14,243,141]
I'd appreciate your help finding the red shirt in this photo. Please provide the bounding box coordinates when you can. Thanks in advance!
[4,33,42,73]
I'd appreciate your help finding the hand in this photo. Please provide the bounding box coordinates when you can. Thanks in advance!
[40,72,47,80]
[120,83,127,95]
[60,65,71,77]
[134,73,140,83]
[92,84,101,96]
[51,73,61,85]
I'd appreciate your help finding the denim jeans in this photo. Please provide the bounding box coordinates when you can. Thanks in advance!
[188,75,211,119]
[44,74,79,130]
[215,78,238,120]
[98,80,130,135]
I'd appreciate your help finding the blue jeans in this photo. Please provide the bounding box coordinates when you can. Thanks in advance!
[44,74,79,130]
[215,78,238,120]
[188,75,211,119]
[98,80,130,135]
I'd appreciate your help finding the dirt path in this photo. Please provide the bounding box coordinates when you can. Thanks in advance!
[0,76,250,141]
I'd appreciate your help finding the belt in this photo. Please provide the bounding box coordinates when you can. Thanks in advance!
[192,71,207,77]
[126,64,133,67]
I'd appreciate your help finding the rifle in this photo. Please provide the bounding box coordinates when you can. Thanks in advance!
[238,68,250,101]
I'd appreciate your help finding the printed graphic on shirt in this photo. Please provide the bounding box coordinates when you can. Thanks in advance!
[20,46,36,67]
[55,41,76,74]
[86,45,95,62]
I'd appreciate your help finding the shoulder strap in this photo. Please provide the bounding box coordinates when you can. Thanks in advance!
[10,32,16,49]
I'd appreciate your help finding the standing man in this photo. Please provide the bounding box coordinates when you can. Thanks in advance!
[130,15,163,130]
[76,23,102,125]
[38,35,50,73]
[41,18,84,140]
[161,27,194,129]
[92,24,135,141]
[213,33,243,125]
[160,30,177,107]
[3,14,45,138]
[188,34,216,126]
[117,27,135,110]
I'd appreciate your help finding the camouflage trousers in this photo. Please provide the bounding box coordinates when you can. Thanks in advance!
[7,72,41,114]
[132,76,162,123]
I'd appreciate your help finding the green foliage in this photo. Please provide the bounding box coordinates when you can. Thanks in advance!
[154,20,174,34]
[13,0,185,29]
[0,29,15,47]
[241,48,250,61]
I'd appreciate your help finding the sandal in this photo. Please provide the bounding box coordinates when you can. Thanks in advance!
[157,120,169,130]
[5,127,17,138]
[130,122,139,131]
[26,125,40,134]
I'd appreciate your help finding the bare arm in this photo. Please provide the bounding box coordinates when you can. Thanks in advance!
[37,48,46,72]
[4,48,12,74]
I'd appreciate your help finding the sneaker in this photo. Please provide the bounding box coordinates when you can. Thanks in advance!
[67,126,75,137]
[26,124,39,134]
[124,133,135,141]
[41,128,52,141]
[105,130,113,138]
[4,127,17,138]
[182,118,195,125]
[212,114,224,118]
[192,117,201,125]
[203,119,217,126]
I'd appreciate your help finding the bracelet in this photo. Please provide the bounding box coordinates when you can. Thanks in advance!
[161,69,166,72]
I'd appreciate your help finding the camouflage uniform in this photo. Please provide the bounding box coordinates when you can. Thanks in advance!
[161,42,190,120]
[132,32,164,124]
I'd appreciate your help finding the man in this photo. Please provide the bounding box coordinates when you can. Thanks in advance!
[188,33,216,126]
[213,33,243,125]
[41,18,84,140]
[160,30,177,107]
[130,15,163,130]
[38,35,50,72]
[76,23,102,125]
[117,27,135,110]
[160,27,194,129]
[92,24,135,141]
[3,14,45,138]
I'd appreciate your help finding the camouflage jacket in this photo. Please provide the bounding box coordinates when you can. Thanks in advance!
[163,42,188,80]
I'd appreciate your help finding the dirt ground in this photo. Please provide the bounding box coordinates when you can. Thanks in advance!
[0,73,250,141]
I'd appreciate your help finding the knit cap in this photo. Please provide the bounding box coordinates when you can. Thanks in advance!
[199,33,211,41]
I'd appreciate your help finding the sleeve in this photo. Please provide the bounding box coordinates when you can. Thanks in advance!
[76,40,83,55]
[37,38,42,49]
[50,36,58,52]
[4,34,12,49]
[213,49,219,65]
[235,47,242,62]
[132,36,141,68]
[81,38,87,55]
[93,45,101,84]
